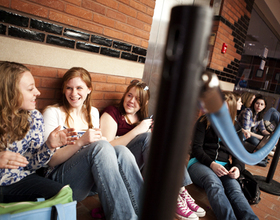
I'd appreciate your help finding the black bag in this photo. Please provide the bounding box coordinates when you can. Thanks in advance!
[238,169,261,204]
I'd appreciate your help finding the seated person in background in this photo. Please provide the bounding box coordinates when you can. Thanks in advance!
[100,80,205,220]
[100,79,152,170]
[188,91,258,220]
[238,91,255,115]
[233,92,250,141]
[238,94,270,147]
[0,61,75,203]
[263,107,280,132]
[43,67,143,220]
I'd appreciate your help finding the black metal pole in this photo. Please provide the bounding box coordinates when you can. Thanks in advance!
[254,139,280,195]
[140,6,213,220]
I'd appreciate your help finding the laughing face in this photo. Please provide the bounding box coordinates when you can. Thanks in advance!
[18,71,41,110]
[64,77,91,109]
[123,86,141,115]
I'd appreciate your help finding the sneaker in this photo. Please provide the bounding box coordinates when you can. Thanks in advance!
[176,195,198,220]
[179,189,206,217]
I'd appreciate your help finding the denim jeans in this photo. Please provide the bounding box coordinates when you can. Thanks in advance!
[188,162,258,220]
[126,132,192,187]
[127,132,151,170]
[264,107,280,126]
[49,140,143,220]
[0,173,64,203]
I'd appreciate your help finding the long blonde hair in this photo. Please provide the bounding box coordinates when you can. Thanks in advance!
[118,80,150,123]
[0,62,31,150]
[60,67,93,129]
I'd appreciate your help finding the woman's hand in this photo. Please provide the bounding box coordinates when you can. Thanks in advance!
[0,151,28,169]
[228,166,240,179]
[46,126,77,150]
[210,161,229,177]
[242,129,251,139]
[77,128,104,147]
[136,119,153,133]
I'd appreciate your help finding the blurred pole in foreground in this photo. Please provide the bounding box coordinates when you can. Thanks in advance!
[140,5,213,220]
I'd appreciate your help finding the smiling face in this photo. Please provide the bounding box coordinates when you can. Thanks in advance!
[18,71,40,110]
[123,86,141,115]
[64,77,91,109]
[254,99,266,114]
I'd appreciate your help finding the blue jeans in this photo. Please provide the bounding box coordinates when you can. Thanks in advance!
[49,140,143,220]
[264,107,280,126]
[188,162,258,220]
[126,132,192,187]
[0,173,64,203]
[127,132,151,170]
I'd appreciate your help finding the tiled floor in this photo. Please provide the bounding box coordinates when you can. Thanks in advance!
[77,155,280,220]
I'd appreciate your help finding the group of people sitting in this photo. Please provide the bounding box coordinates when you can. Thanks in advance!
[1,61,278,220]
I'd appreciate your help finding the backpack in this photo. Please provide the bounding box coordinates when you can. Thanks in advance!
[238,169,261,204]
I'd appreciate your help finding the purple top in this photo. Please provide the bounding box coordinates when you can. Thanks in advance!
[102,105,136,136]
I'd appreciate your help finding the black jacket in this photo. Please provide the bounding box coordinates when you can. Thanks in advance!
[190,116,245,172]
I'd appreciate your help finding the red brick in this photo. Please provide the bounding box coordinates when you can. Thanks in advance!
[57,69,67,78]
[93,14,115,28]
[92,99,116,110]
[137,12,153,24]
[65,4,93,20]
[118,0,129,4]
[64,0,82,6]
[107,75,126,84]
[78,20,103,34]
[41,78,62,89]
[104,92,123,100]
[11,0,48,18]
[91,91,104,100]
[29,66,58,78]
[139,0,155,8]
[103,28,123,40]
[141,40,149,48]
[106,9,127,23]
[115,84,127,93]
[127,17,144,29]
[39,88,56,99]
[143,23,151,32]
[130,0,146,13]
[95,0,118,10]
[95,83,115,92]
[115,21,134,34]
[91,73,107,83]
[146,7,154,16]
[82,0,106,15]
[49,10,79,27]
[123,33,141,45]
[28,0,64,11]
[33,77,41,87]
[0,0,10,7]
[134,28,149,40]
[118,4,137,18]
[37,99,58,110]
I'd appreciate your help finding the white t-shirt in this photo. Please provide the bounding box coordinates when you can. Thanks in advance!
[43,106,99,140]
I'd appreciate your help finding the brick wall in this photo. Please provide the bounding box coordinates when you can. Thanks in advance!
[26,63,139,112]
[0,0,155,48]
[0,0,154,113]
[207,0,254,84]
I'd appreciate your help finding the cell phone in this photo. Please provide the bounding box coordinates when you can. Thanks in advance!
[145,115,153,119]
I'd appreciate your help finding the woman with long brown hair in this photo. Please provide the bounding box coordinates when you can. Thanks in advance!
[188,91,258,220]
[43,67,143,220]
[0,61,75,202]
